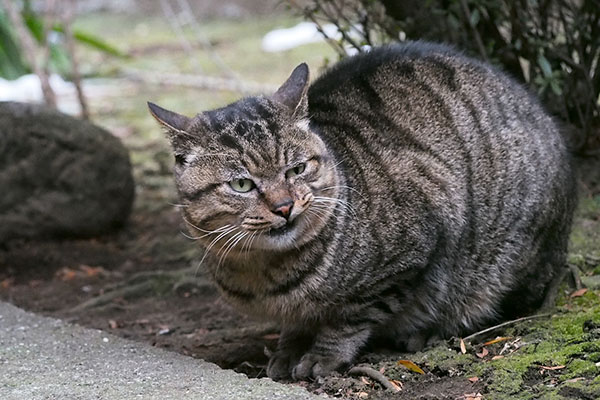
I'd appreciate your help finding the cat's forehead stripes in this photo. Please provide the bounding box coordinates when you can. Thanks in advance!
[201,97,289,171]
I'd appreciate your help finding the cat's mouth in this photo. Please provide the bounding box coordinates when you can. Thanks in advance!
[267,220,297,236]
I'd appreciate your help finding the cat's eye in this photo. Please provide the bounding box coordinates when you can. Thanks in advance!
[229,178,255,193]
[285,163,306,179]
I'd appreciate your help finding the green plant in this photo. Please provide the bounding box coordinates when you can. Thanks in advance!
[292,0,600,154]
[0,1,127,80]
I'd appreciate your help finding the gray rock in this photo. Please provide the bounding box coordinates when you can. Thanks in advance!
[0,102,134,242]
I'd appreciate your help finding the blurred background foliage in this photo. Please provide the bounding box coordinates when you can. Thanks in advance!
[1,0,599,154]
[293,0,600,154]
[0,0,124,79]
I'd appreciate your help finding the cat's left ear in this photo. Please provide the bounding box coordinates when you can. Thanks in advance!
[147,102,192,134]
[272,63,309,119]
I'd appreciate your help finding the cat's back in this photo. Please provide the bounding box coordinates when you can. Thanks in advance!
[307,41,571,193]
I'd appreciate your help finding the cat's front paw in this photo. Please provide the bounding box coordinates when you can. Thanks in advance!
[291,353,350,380]
[267,350,302,381]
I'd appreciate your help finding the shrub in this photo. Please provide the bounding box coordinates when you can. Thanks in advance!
[292,0,600,154]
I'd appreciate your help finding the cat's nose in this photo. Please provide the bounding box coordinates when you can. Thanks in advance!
[272,200,294,220]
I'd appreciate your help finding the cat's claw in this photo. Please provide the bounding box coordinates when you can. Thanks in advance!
[291,353,348,380]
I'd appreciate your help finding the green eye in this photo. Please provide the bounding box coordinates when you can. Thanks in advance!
[229,178,255,193]
[285,163,306,179]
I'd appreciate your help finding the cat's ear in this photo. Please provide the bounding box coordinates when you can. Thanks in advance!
[272,63,309,119]
[147,102,192,134]
[148,102,196,160]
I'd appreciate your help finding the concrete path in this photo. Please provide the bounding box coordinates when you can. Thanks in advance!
[0,301,320,399]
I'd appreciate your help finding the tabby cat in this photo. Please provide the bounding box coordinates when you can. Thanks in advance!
[148,42,576,380]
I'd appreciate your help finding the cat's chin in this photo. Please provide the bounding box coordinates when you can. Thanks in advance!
[251,217,315,251]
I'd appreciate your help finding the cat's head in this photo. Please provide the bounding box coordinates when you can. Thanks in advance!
[148,64,340,255]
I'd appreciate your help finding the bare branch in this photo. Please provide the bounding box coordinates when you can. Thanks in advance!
[458,0,489,62]
[2,0,57,107]
[62,0,90,120]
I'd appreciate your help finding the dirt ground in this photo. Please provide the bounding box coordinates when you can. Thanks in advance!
[1,155,599,400]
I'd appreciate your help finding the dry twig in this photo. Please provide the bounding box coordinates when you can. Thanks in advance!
[348,365,401,392]
[463,313,551,342]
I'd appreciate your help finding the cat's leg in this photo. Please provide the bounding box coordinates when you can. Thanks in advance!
[291,324,371,380]
[267,326,313,380]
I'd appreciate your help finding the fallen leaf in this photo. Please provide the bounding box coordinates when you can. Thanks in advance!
[397,360,425,374]
[360,377,370,385]
[565,377,585,383]
[79,264,106,277]
[491,355,505,360]
[570,288,588,298]
[460,338,467,354]
[1,277,15,289]
[483,336,511,346]
[468,377,479,383]
[389,380,403,391]
[108,319,119,329]
[464,393,482,400]
[56,267,77,281]
[379,366,385,374]
[541,365,565,370]
[476,347,489,358]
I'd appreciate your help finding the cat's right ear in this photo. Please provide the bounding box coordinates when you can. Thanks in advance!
[272,63,310,119]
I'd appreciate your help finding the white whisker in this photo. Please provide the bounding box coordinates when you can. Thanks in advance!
[218,231,248,268]
[169,202,189,208]
[313,196,358,217]
[194,226,238,275]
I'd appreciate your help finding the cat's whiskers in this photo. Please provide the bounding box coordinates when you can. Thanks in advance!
[182,215,233,235]
[241,230,258,259]
[318,185,365,200]
[217,231,249,269]
[169,202,189,208]
[181,224,233,240]
[194,226,238,276]
[308,204,342,225]
[248,230,263,253]
[313,196,357,218]
[306,208,329,227]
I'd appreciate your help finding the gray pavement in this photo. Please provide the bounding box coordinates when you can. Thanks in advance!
[0,301,320,400]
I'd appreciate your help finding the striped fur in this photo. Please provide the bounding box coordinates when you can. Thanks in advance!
[149,42,576,380]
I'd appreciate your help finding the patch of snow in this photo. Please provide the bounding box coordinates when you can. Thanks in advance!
[261,22,342,52]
